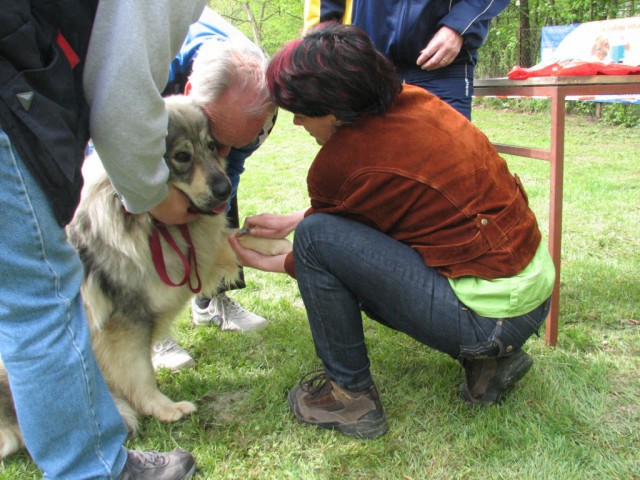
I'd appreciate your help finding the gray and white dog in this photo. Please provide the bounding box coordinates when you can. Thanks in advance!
[0,95,290,458]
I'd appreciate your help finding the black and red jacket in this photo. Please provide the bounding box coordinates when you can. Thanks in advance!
[0,0,98,225]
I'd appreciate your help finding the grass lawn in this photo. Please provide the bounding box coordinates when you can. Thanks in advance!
[2,106,638,479]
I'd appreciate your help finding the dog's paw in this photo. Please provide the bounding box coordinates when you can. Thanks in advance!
[155,400,197,423]
[235,232,293,256]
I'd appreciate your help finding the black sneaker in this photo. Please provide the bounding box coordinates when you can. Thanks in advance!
[117,449,196,480]
[460,349,534,405]
[288,370,387,439]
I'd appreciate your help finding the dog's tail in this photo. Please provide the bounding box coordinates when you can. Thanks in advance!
[114,396,140,436]
[0,360,23,459]
[0,423,23,459]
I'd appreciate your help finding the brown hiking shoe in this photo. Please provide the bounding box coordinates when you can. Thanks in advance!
[288,370,387,439]
[460,349,534,405]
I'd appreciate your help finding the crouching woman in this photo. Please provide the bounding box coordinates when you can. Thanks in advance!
[229,22,555,439]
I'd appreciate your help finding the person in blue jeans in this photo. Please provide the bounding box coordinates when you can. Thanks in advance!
[152,8,278,372]
[230,23,555,440]
[0,0,204,478]
[304,0,509,119]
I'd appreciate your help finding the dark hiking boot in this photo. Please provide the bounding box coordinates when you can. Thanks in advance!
[460,349,533,405]
[117,449,196,480]
[288,370,387,439]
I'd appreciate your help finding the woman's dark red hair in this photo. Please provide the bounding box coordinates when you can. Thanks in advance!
[266,22,402,124]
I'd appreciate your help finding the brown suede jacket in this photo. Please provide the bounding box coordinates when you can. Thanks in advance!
[284,85,541,279]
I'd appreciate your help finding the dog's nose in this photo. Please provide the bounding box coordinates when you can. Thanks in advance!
[209,175,232,200]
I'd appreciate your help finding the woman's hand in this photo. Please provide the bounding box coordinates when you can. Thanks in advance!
[241,210,305,239]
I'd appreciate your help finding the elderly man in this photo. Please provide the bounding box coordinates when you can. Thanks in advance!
[152,8,278,371]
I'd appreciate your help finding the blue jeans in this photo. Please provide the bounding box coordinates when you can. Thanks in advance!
[0,130,127,479]
[293,214,549,392]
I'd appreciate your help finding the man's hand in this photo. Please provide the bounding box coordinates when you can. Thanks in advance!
[417,26,463,71]
[148,185,199,225]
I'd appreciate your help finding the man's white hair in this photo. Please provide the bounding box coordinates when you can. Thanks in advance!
[188,39,273,118]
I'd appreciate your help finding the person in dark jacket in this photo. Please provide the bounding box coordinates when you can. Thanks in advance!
[229,23,555,440]
[304,0,509,119]
[0,1,204,477]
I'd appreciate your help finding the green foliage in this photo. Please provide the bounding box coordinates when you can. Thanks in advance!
[209,0,303,55]
[473,96,550,114]
[476,9,520,78]
[566,100,599,117]
[600,103,640,127]
[473,97,640,128]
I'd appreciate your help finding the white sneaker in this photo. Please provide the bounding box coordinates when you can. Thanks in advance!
[191,293,267,332]
[152,338,195,371]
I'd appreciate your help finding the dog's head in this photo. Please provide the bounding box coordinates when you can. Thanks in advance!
[164,95,231,215]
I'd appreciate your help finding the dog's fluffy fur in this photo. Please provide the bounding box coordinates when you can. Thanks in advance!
[0,95,291,458]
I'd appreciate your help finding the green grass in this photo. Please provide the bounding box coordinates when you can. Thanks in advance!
[2,108,638,479]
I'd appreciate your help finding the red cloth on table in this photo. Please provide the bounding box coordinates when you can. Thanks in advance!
[508,61,640,79]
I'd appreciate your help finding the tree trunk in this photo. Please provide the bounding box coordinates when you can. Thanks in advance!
[242,2,264,51]
[517,0,535,67]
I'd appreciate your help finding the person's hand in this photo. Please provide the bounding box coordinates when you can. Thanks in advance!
[416,26,463,71]
[148,185,199,225]
[240,210,305,239]
[228,234,287,273]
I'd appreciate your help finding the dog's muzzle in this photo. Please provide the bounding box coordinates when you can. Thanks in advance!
[188,200,228,216]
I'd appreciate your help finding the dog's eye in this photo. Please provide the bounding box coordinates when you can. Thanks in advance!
[207,140,217,152]
[175,152,191,163]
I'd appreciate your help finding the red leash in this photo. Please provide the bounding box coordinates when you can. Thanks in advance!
[148,223,202,294]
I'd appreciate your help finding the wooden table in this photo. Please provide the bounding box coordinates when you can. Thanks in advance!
[473,75,640,346]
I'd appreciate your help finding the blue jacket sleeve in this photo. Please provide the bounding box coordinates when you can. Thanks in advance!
[164,7,247,95]
[440,0,509,49]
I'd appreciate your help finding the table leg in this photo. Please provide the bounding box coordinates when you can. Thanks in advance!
[546,90,565,346]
